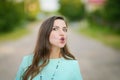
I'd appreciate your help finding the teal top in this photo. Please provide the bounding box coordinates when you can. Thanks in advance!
[15,54,83,80]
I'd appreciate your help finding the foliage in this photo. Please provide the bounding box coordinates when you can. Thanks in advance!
[102,0,120,23]
[0,1,25,33]
[59,0,85,21]
[25,0,40,21]
[87,0,120,34]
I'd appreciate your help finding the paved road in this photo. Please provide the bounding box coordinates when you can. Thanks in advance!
[0,22,120,80]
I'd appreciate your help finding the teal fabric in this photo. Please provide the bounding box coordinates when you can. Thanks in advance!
[15,54,83,80]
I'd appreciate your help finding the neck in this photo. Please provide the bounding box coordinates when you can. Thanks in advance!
[50,46,61,59]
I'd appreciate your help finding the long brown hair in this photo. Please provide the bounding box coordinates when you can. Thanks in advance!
[23,16,75,80]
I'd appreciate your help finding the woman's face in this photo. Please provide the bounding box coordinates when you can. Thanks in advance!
[49,19,68,48]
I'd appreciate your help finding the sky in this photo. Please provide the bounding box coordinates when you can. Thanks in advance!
[39,0,60,12]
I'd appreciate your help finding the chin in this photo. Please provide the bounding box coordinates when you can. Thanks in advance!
[59,46,64,48]
[58,44,65,48]
[53,43,66,48]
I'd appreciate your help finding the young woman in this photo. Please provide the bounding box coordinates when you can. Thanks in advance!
[15,16,83,80]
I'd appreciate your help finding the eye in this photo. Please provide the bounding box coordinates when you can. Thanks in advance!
[63,28,68,32]
[52,27,59,31]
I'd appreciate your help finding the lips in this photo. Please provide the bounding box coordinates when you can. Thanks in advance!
[60,37,64,41]
[60,37,65,43]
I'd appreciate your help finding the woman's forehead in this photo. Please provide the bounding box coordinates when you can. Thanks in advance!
[53,19,67,27]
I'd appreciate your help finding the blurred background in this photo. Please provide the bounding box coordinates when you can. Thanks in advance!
[0,0,120,80]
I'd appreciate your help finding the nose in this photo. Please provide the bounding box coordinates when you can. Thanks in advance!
[59,29,65,36]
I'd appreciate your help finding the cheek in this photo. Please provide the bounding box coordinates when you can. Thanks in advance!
[52,35,58,40]
[49,32,58,43]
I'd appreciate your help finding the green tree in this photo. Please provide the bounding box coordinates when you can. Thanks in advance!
[87,0,120,33]
[59,0,85,21]
[100,0,120,32]
[102,0,120,23]
[0,1,25,33]
[24,0,40,21]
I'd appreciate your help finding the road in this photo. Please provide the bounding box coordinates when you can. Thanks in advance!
[0,22,120,80]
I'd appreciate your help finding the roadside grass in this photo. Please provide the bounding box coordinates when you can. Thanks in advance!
[0,20,33,42]
[78,24,120,49]
[0,27,31,42]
